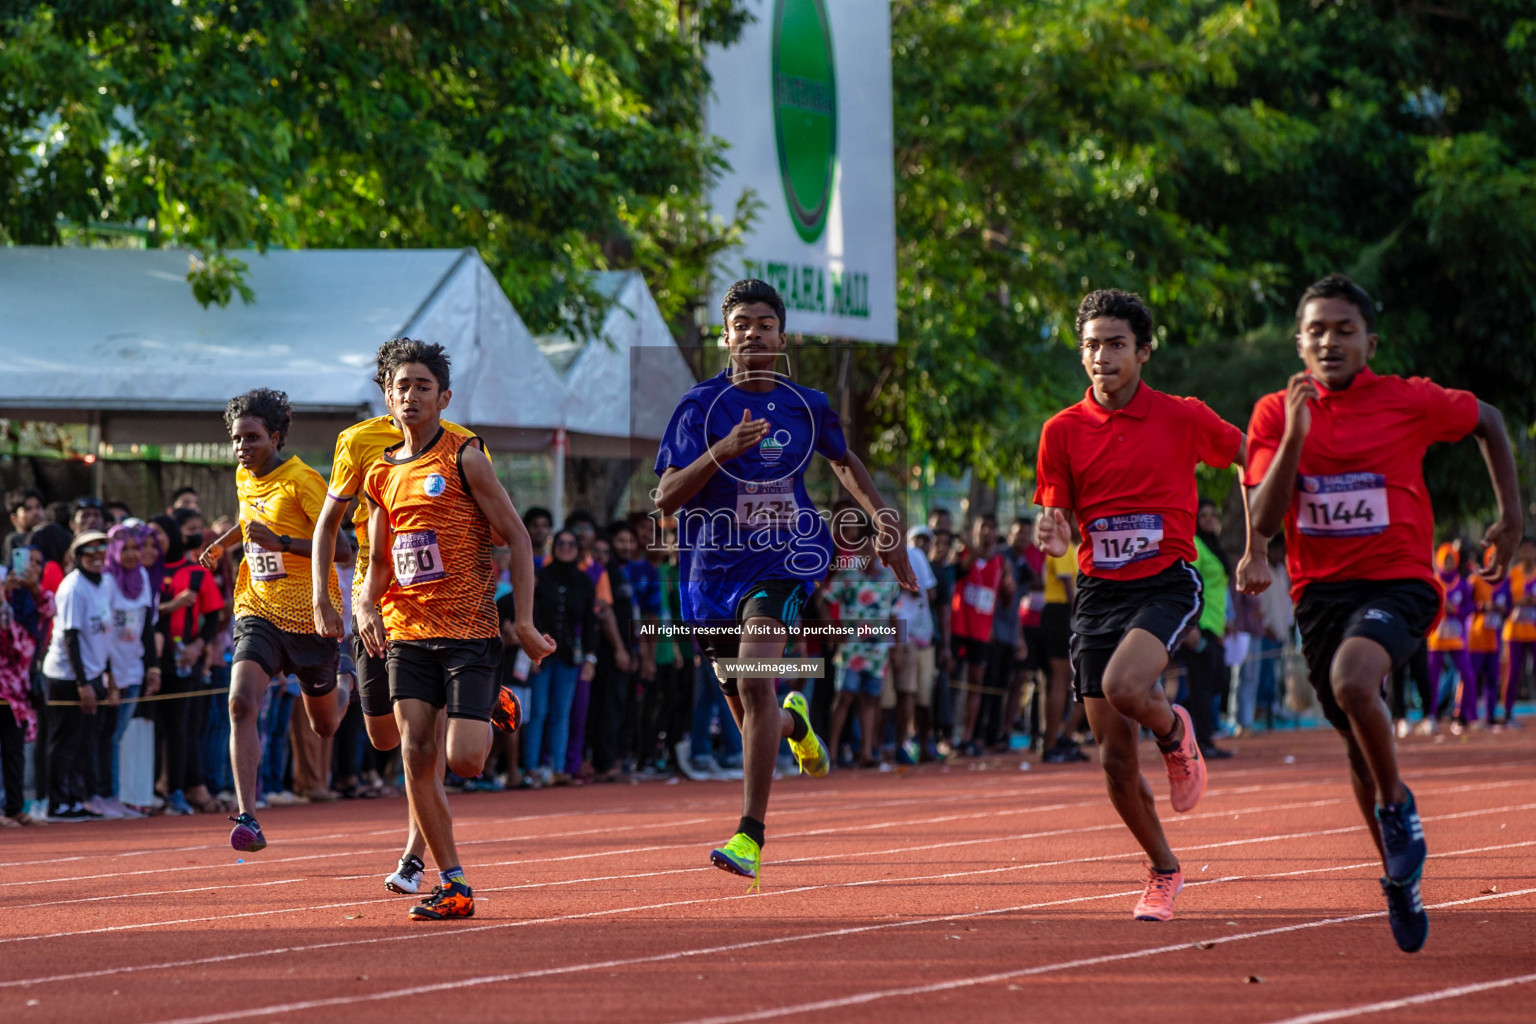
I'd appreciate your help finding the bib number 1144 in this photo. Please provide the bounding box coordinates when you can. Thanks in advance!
[1297,473,1389,537]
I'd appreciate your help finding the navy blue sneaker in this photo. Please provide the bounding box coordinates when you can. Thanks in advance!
[1375,786,1426,883]
[229,813,267,853]
[1380,872,1428,952]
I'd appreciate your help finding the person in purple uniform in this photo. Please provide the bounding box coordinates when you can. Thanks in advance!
[654,279,916,887]
[1426,545,1474,724]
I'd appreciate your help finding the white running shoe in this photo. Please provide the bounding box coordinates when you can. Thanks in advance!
[385,855,425,895]
[84,796,125,820]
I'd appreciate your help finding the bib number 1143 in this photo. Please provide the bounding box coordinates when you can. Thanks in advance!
[1089,514,1163,571]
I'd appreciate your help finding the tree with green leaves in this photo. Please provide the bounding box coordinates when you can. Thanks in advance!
[884,0,1536,522]
[0,0,752,334]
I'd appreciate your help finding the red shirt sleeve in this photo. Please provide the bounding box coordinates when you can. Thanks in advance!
[1032,416,1074,509]
[1243,392,1286,488]
[1413,378,1480,446]
[197,568,226,614]
[1187,398,1243,470]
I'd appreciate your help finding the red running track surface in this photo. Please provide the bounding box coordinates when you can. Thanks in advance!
[1,728,1533,1024]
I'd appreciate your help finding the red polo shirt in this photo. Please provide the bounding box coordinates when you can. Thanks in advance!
[1034,382,1242,580]
[1243,367,1479,601]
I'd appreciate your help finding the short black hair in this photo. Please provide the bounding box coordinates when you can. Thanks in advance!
[171,486,198,503]
[721,279,787,333]
[607,520,635,539]
[6,487,42,516]
[224,388,293,450]
[172,506,203,528]
[1014,515,1034,527]
[523,506,553,528]
[565,509,596,530]
[1077,289,1154,349]
[378,337,451,392]
[1295,273,1376,333]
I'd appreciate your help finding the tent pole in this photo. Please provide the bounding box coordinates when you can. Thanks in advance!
[552,427,567,525]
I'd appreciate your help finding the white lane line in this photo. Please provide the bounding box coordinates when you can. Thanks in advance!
[1262,972,1536,1024]
[0,753,1513,872]
[130,878,1536,1024]
[8,879,304,910]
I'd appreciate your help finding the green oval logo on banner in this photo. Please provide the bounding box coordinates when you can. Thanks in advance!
[772,0,838,244]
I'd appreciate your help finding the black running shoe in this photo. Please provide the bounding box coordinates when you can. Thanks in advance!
[1375,786,1426,883]
[1380,872,1428,952]
[229,813,267,853]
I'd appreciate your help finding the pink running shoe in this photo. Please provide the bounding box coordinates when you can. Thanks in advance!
[1161,704,1206,813]
[1134,863,1184,921]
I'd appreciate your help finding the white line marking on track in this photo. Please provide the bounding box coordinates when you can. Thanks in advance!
[1261,971,1536,1024]
[129,880,1536,1024]
[7,878,303,910]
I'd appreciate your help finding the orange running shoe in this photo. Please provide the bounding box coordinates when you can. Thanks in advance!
[490,686,523,734]
[409,881,474,920]
[1160,704,1206,813]
[1133,864,1183,921]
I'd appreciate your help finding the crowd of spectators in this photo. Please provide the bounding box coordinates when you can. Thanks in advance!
[7,478,1514,825]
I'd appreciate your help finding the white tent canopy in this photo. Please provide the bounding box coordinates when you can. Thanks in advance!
[535,270,699,458]
[0,246,567,450]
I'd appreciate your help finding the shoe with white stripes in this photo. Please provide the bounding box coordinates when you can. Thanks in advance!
[386,854,426,895]
[1380,872,1428,952]
[1375,786,1426,883]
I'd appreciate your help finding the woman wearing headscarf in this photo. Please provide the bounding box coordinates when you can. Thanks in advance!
[98,523,159,818]
[0,545,53,825]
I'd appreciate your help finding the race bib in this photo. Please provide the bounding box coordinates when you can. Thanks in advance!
[1296,472,1389,537]
[247,542,287,582]
[393,530,447,587]
[962,582,997,615]
[1088,513,1163,571]
[735,479,799,531]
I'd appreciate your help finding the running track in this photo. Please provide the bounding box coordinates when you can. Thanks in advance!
[2,728,1532,1023]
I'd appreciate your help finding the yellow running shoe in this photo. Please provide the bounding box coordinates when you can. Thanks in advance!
[710,832,762,893]
[783,691,829,777]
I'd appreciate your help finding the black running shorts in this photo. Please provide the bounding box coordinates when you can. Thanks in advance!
[1068,560,1203,702]
[696,578,808,696]
[1294,579,1439,732]
[387,637,502,721]
[352,623,391,718]
[233,616,340,698]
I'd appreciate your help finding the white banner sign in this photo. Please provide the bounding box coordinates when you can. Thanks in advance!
[705,0,897,344]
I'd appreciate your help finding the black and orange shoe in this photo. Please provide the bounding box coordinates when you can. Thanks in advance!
[490,686,523,734]
[408,881,474,921]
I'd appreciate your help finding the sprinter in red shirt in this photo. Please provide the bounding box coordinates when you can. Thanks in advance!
[1035,289,1264,924]
[1246,274,1521,954]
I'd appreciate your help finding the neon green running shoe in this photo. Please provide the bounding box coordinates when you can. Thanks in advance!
[710,832,762,893]
[783,690,829,777]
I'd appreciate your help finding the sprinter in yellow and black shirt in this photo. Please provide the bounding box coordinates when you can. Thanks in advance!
[200,389,349,857]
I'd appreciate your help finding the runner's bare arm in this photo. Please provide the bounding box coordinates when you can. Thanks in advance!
[1472,400,1522,584]
[461,446,557,666]
[827,449,918,592]
[244,519,315,560]
[311,495,351,636]
[355,497,393,659]
[1231,440,1273,595]
[654,409,769,515]
[197,521,244,568]
[1248,373,1316,538]
[1035,507,1072,558]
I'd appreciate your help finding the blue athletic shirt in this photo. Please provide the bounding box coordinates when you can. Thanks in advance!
[654,369,848,623]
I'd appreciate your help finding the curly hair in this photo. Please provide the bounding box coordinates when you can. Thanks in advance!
[1076,289,1154,349]
[376,337,451,392]
[720,279,786,333]
[224,388,293,449]
[1294,273,1376,333]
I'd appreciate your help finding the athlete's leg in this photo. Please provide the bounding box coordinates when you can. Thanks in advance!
[228,659,273,816]
[1338,727,1388,866]
[396,698,460,875]
[1098,629,1177,738]
[445,718,494,780]
[723,616,797,822]
[1329,636,1406,806]
[1084,696,1177,872]
[365,713,401,751]
[300,685,348,740]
